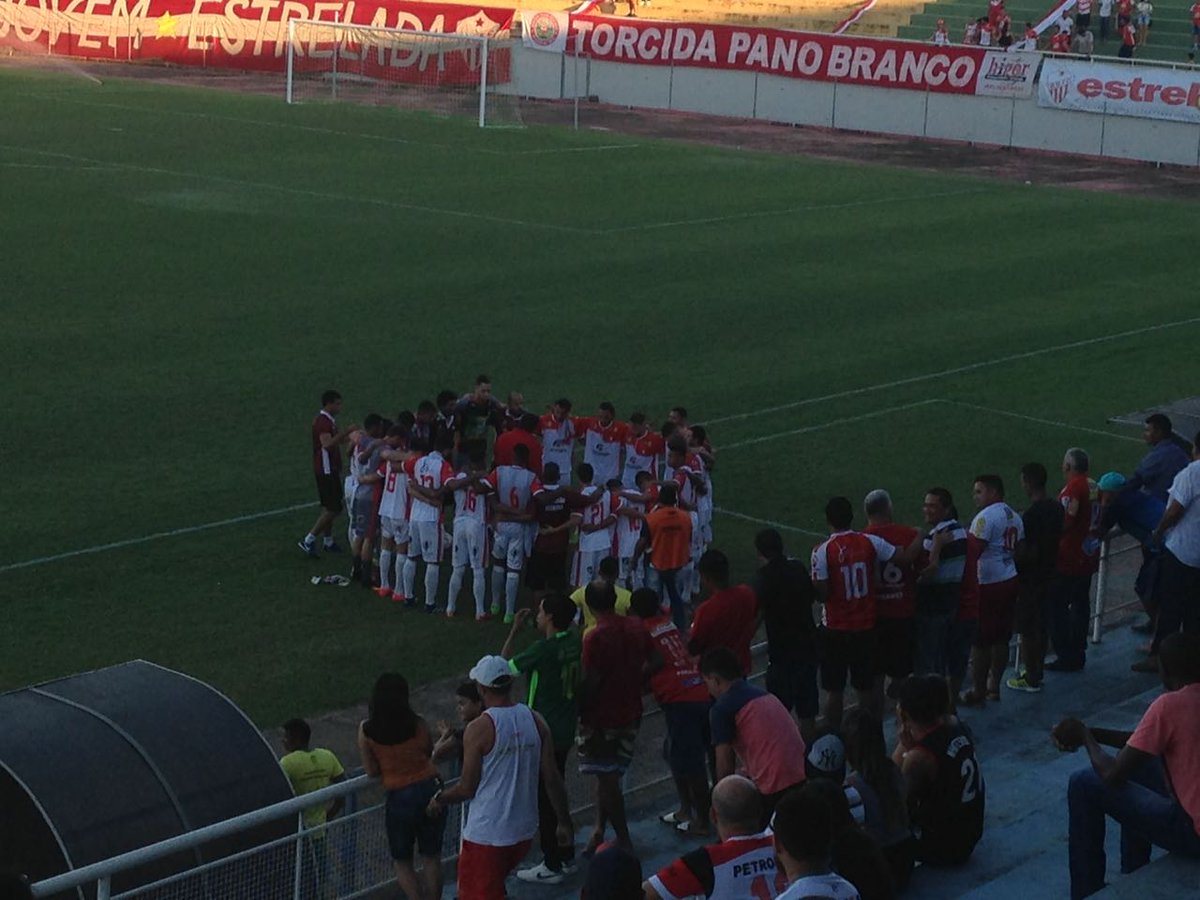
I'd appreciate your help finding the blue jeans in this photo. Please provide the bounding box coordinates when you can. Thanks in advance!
[1068,762,1200,899]
[650,566,687,630]
[914,605,955,676]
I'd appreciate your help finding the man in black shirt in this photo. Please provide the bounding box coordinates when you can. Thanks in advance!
[893,674,984,866]
[752,528,819,742]
[453,375,502,468]
[1008,462,1065,693]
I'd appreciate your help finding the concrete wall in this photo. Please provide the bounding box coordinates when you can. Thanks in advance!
[505,45,1200,167]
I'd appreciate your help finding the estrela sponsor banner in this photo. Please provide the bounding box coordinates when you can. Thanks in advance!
[1039,58,1200,125]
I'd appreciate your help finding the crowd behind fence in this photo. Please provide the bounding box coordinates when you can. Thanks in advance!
[30,531,1140,900]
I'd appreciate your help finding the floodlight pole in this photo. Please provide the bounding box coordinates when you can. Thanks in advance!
[478,36,489,128]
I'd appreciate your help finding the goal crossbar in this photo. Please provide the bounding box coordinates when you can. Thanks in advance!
[285,19,494,127]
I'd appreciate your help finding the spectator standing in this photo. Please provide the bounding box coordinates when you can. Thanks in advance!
[1099,0,1113,39]
[502,595,582,885]
[1077,0,1093,30]
[1048,448,1100,673]
[773,789,861,900]
[961,475,1024,706]
[862,491,919,699]
[280,718,346,828]
[432,681,483,771]
[931,16,949,42]
[811,497,901,729]
[1191,0,1200,59]
[1054,633,1200,899]
[1135,0,1152,43]
[300,390,356,558]
[358,674,446,900]
[630,588,712,837]
[634,483,693,629]
[1008,463,1064,693]
[1147,437,1200,658]
[752,528,819,741]
[1119,15,1137,54]
[689,549,758,677]
[426,656,573,900]
[701,647,807,821]
[892,675,984,867]
[644,775,786,900]
[570,556,632,633]
[1127,414,1190,503]
[1117,0,1133,28]
[1072,26,1095,54]
[842,709,914,891]
[913,488,968,692]
[577,580,660,854]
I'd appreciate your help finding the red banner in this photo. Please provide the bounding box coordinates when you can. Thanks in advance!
[0,0,514,73]
[567,15,1035,95]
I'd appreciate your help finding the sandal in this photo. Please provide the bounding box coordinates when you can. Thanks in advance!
[659,811,687,826]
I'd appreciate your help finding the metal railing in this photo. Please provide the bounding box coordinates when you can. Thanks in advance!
[1090,528,1147,644]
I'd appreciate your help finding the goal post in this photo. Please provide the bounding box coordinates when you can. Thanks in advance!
[284,19,520,127]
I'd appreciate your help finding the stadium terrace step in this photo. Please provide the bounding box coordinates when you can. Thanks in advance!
[1096,851,1200,897]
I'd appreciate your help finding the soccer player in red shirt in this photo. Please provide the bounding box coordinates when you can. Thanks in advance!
[1048,448,1101,672]
[811,496,907,729]
[688,550,758,677]
[492,413,543,472]
[300,390,357,558]
[621,413,665,489]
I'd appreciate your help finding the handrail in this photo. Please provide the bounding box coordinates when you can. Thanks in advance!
[30,775,375,897]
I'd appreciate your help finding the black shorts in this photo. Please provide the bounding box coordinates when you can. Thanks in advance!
[874,617,915,680]
[819,628,877,693]
[525,550,568,592]
[315,472,342,513]
[765,658,819,720]
[385,777,445,862]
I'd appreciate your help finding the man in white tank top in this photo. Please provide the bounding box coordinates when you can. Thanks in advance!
[427,655,573,900]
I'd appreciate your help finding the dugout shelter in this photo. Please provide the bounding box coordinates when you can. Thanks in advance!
[0,660,292,898]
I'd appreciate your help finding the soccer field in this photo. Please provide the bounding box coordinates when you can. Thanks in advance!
[2,64,1196,725]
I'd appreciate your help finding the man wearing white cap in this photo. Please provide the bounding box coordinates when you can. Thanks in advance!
[427,655,573,900]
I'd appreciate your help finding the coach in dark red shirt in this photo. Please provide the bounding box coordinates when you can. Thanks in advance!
[299,389,356,558]
[689,549,759,676]
[493,413,543,472]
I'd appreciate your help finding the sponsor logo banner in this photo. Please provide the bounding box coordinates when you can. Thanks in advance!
[0,0,514,76]
[565,14,1037,96]
[523,9,567,52]
[1039,58,1200,124]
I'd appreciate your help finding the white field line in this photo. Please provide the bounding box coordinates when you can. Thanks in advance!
[29,96,641,156]
[599,187,990,235]
[0,144,594,235]
[939,400,1144,444]
[0,393,1152,573]
[0,503,316,574]
[701,317,1200,427]
[719,400,940,450]
[713,507,825,537]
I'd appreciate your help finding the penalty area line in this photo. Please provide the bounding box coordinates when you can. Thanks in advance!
[0,502,317,574]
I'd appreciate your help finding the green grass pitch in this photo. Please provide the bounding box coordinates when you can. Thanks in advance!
[2,65,1195,725]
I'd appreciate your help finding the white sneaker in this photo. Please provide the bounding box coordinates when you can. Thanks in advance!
[515,863,564,884]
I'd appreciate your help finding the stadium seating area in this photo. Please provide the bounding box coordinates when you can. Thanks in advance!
[897,0,1200,59]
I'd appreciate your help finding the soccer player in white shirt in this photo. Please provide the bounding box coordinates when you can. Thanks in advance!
[376,424,414,602]
[689,425,716,549]
[666,437,707,599]
[616,471,656,589]
[962,474,1025,707]
[446,451,494,620]
[539,399,576,485]
[579,402,628,487]
[488,443,545,623]
[572,463,620,587]
[403,432,456,612]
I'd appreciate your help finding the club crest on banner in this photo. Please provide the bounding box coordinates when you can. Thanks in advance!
[521,9,568,52]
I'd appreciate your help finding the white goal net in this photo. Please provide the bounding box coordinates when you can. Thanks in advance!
[285,20,521,126]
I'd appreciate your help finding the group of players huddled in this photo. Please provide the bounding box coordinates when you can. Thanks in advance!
[301,376,715,624]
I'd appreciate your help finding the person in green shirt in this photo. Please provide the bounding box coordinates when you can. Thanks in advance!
[280,718,346,829]
[502,593,582,885]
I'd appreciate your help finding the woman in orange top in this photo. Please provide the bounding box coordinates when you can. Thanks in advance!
[358,673,445,900]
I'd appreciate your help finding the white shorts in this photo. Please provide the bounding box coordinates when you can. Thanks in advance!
[492,521,528,572]
[381,516,410,545]
[453,519,488,569]
[572,549,606,587]
[408,519,444,563]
